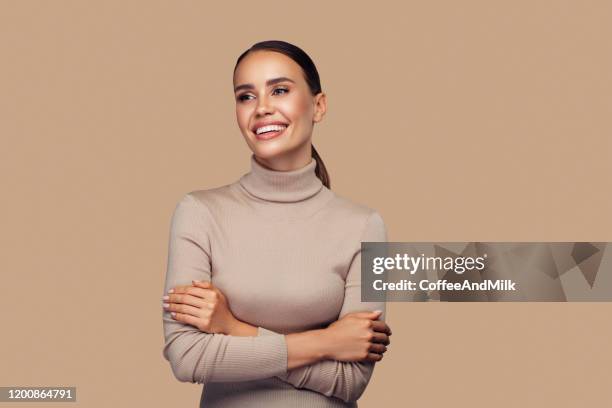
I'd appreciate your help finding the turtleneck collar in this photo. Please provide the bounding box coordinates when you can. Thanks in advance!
[238,154,324,203]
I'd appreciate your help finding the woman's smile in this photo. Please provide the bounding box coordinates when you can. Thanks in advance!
[254,124,289,141]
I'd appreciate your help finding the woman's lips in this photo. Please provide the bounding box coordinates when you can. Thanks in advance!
[254,126,287,141]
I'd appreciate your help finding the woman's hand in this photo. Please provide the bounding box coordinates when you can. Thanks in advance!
[322,311,391,363]
[163,280,239,335]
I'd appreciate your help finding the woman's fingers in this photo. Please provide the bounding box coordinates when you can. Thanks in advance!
[168,285,190,293]
[192,280,213,289]
[371,331,390,346]
[365,353,384,362]
[369,343,387,354]
[348,310,382,320]
[165,303,202,318]
[171,312,211,332]
[165,293,205,308]
[371,320,391,335]
[167,286,215,301]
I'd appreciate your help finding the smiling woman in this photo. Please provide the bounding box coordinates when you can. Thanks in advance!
[161,40,392,408]
[232,43,329,174]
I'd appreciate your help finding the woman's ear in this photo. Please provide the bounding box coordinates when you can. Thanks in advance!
[313,92,327,123]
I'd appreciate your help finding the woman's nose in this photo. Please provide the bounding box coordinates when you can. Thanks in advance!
[255,96,274,115]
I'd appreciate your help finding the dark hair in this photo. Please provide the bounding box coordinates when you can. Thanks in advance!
[234,40,330,189]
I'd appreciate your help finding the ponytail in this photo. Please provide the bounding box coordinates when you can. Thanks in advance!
[311,144,330,189]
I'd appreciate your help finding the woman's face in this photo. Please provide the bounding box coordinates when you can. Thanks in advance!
[233,50,326,168]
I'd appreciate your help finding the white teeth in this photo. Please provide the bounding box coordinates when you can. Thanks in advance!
[255,124,287,135]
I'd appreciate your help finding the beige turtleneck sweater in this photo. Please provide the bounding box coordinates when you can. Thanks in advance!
[162,154,387,407]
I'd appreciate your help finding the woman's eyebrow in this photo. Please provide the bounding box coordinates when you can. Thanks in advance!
[234,77,295,93]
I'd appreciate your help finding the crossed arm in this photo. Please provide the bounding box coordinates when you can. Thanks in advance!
[162,194,388,402]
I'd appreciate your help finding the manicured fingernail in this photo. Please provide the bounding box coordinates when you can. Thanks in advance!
[168,289,174,293]
[193,280,200,284]
[170,312,176,317]
[163,303,169,308]
[374,310,382,314]
[162,295,169,300]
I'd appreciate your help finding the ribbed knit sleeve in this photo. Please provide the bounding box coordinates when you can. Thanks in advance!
[265,211,388,403]
[162,194,288,384]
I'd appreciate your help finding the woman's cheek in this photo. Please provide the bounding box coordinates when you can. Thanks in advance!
[236,107,251,134]
[280,95,312,125]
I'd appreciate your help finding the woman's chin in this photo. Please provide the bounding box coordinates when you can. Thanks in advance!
[251,144,291,159]
[249,137,294,158]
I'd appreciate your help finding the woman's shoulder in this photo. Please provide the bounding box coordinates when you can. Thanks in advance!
[325,188,385,223]
[323,189,387,241]
[187,184,235,204]
[172,184,236,214]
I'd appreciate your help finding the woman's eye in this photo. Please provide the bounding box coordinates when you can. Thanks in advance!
[237,94,253,102]
[272,87,288,95]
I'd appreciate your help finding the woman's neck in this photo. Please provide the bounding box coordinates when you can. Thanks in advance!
[238,153,323,203]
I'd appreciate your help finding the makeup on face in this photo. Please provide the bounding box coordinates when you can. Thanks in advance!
[233,51,318,165]
[247,116,288,141]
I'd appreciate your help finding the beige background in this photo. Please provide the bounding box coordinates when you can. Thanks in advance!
[1,1,611,406]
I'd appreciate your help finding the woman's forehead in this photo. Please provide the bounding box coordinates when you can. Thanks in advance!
[234,51,303,84]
